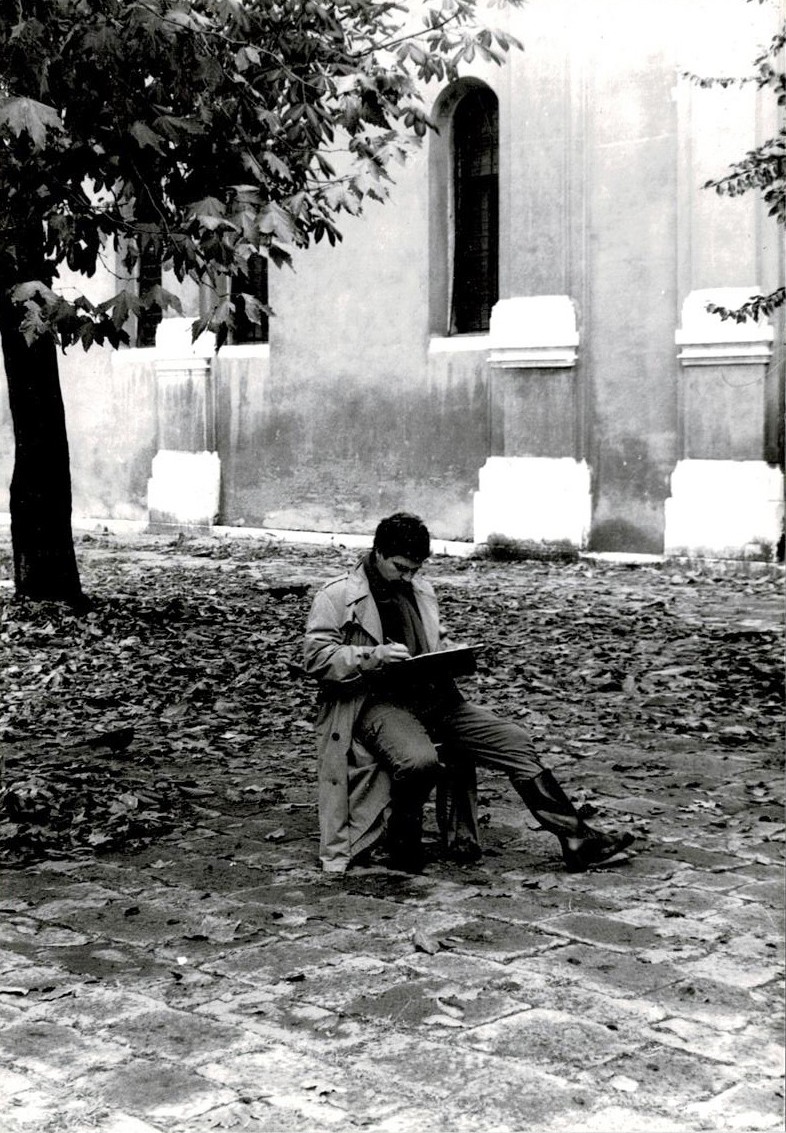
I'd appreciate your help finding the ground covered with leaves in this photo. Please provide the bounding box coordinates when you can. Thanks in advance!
[0,532,783,865]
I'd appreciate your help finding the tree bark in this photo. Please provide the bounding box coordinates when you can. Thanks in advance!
[0,296,84,605]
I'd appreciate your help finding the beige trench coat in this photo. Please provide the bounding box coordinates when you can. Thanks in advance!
[303,560,478,872]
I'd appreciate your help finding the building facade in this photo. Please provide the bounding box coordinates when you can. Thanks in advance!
[1,0,784,557]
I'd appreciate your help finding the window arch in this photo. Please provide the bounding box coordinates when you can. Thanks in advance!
[429,81,500,336]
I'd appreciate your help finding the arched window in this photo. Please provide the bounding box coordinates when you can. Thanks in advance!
[451,87,499,334]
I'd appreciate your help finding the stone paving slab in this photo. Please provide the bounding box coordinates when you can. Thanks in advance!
[2,820,782,1133]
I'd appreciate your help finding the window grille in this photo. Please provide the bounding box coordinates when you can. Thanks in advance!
[231,254,269,344]
[136,241,162,348]
[451,88,499,334]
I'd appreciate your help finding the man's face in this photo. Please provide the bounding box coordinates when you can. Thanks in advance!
[374,551,425,583]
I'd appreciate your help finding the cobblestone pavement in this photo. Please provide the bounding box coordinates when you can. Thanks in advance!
[0,546,783,1133]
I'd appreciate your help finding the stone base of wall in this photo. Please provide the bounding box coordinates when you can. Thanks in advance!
[147,450,221,531]
[664,459,784,560]
[473,456,591,547]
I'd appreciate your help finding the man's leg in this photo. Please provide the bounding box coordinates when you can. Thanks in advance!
[436,702,634,871]
[355,701,441,872]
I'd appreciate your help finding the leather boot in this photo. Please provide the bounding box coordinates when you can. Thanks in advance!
[386,803,426,873]
[512,768,634,872]
[386,770,436,874]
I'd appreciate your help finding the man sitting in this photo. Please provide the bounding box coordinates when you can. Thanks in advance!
[303,511,635,874]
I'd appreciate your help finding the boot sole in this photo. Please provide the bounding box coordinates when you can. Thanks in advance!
[565,849,634,873]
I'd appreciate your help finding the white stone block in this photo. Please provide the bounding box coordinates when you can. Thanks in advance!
[675,288,774,365]
[488,296,579,368]
[147,450,221,528]
[155,317,216,360]
[665,459,784,558]
[474,456,591,546]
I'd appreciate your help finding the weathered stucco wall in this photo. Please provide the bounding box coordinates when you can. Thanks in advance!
[0,338,157,524]
[63,349,158,521]
[580,9,680,553]
[215,355,490,539]
[212,148,492,541]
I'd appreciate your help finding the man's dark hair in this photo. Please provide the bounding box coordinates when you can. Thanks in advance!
[373,512,431,561]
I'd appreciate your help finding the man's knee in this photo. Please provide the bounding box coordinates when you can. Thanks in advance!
[355,702,439,781]
[391,744,440,782]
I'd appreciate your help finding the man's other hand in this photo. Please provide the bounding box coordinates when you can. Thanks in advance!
[374,642,412,664]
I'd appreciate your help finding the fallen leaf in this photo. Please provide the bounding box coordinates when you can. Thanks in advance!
[412,930,441,954]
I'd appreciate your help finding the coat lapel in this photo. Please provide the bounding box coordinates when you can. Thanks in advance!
[343,564,384,645]
[412,578,441,652]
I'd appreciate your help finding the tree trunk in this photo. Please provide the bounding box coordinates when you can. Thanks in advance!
[0,296,84,605]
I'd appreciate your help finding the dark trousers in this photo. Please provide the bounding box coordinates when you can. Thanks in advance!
[355,699,543,789]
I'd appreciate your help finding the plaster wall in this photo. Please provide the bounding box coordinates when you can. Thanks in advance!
[578,4,680,552]
[0,331,157,525]
[223,145,492,540]
[63,348,158,521]
[505,0,576,299]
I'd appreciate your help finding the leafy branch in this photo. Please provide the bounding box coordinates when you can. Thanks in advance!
[0,0,525,349]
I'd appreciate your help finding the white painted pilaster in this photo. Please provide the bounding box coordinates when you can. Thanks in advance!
[474,296,589,547]
[666,289,783,559]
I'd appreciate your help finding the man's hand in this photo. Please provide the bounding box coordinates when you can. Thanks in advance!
[374,642,412,664]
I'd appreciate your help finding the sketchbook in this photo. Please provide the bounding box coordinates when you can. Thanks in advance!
[383,645,478,681]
